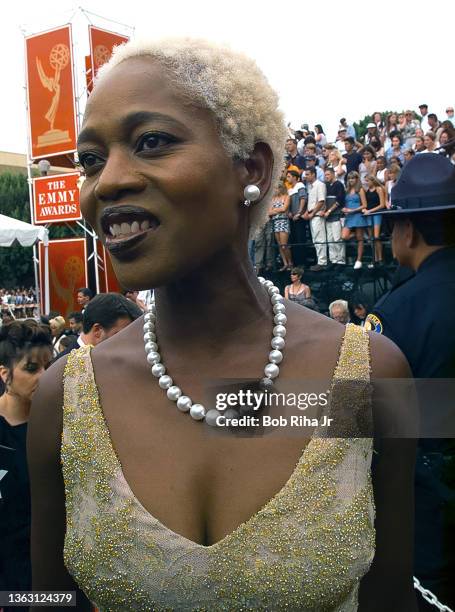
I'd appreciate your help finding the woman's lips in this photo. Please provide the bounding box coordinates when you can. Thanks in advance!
[99,205,160,253]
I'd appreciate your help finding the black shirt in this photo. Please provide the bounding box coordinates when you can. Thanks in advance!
[325,180,346,221]
[344,151,363,175]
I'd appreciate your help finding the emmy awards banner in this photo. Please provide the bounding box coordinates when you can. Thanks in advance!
[96,240,121,293]
[33,172,82,224]
[25,25,78,160]
[88,25,129,81]
[39,238,88,318]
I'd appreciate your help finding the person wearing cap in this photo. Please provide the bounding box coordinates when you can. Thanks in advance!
[335,127,347,155]
[419,104,430,134]
[445,106,455,127]
[339,117,356,139]
[363,122,379,146]
[366,153,455,609]
[303,155,324,181]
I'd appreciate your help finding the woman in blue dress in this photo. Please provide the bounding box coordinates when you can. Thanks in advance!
[341,171,369,269]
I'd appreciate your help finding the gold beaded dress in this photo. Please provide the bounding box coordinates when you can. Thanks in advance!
[61,324,375,611]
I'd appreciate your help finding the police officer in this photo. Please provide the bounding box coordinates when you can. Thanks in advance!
[366,153,455,610]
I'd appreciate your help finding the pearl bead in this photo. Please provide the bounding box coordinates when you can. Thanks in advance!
[269,349,283,364]
[273,325,286,337]
[146,351,161,365]
[263,280,274,288]
[259,377,274,390]
[244,184,260,202]
[271,294,284,304]
[224,408,239,421]
[257,276,265,283]
[167,385,182,401]
[144,312,155,322]
[143,322,155,333]
[273,303,286,314]
[205,409,221,427]
[145,341,158,352]
[177,396,192,412]
[274,313,287,325]
[190,404,206,420]
[149,303,156,314]
[158,375,173,389]
[151,363,166,377]
[144,331,156,342]
[264,363,279,379]
[271,336,285,350]
[268,286,280,295]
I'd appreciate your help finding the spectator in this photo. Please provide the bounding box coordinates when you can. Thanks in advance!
[286,169,307,266]
[363,122,379,146]
[419,103,430,133]
[335,127,347,155]
[385,132,405,164]
[376,156,388,183]
[372,111,385,134]
[327,148,346,183]
[323,167,346,266]
[339,117,356,139]
[49,315,67,356]
[253,218,275,275]
[363,175,386,266]
[284,267,313,307]
[342,137,363,175]
[427,113,440,135]
[422,131,438,153]
[304,155,324,181]
[385,163,401,208]
[445,106,455,127]
[351,302,369,326]
[268,183,293,271]
[285,138,305,171]
[304,142,325,170]
[314,124,327,147]
[359,146,377,188]
[76,287,94,311]
[303,167,327,272]
[341,171,368,269]
[383,113,400,150]
[403,149,415,163]
[401,110,420,147]
[414,135,426,153]
[329,299,350,324]
[68,311,83,335]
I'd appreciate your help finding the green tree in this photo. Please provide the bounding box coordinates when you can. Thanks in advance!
[0,172,84,288]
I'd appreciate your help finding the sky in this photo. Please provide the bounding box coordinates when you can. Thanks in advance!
[2,0,454,155]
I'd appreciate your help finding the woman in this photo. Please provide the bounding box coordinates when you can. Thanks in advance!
[422,131,438,152]
[327,148,346,183]
[375,156,388,183]
[385,163,401,208]
[49,315,67,356]
[362,175,386,266]
[383,113,399,150]
[385,133,405,164]
[268,183,293,271]
[284,267,314,308]
[314,124,327,147]
[359,146,377,189]
[0,321,52,608]
[28,38,416,611]
[342,171,369,269]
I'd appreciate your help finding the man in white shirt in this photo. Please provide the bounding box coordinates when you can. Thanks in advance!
[419,104,430,133]
[335,127,347,155]
[303,167,327,271]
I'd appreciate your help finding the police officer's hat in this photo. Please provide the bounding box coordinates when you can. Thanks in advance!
[381,153,455,215]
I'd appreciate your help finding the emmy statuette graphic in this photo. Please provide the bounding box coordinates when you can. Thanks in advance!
[94,44,111,68]
[36,43,72,148]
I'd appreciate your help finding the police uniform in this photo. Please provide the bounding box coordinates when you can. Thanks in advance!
[366,153,455,609]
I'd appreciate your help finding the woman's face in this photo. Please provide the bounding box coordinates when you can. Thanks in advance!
[376,158,386,170]
[363,150,373,162]
[392,136,401,148]
[2,347,52,402]
[49,321,59,337]
[373,113,381,124]
[423,135,433,148]
[366,177,374,188]
[440,132,449,145]
[290,272,301,282]
[390,114,397,124]
[78,58,246,289]
[328,150,338,162]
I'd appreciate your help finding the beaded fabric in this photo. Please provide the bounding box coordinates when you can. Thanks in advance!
[62,323,375,611]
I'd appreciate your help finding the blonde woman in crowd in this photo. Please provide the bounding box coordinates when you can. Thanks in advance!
[385,163,401,209]
[327,148,346,183]
[363,175,386,265]
[342,171,369,269]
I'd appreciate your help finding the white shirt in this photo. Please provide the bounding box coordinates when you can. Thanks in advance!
[307,179,326,212]
[420,113,430,133]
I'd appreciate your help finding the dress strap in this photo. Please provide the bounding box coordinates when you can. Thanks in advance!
[63,345,96,421]
[333,323,371,382]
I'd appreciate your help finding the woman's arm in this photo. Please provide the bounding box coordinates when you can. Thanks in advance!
[28,358,92,612]
[358,333,417,611]
[304,284,311,298]
[359,188,368,211]
[284,285,290,299]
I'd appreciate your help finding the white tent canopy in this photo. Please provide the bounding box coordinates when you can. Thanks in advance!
[0,213,48,247]
[0,214,49,313]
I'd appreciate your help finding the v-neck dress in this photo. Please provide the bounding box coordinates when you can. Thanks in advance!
[61,323,375,611]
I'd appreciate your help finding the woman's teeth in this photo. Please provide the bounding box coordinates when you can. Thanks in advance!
[109,219,151,237]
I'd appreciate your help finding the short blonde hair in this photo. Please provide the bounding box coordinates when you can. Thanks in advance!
[96,38,287,236]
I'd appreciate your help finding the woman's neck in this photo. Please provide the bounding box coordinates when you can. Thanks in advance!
[0,393,30,426]
[154,245,272,349]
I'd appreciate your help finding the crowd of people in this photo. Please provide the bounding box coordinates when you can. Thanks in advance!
[252,105,455,275]
[0,288,37,320]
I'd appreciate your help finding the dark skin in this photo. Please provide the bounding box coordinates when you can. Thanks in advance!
[28,58,417,611]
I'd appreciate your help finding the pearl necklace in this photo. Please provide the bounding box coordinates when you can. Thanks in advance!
[143,277,287,426]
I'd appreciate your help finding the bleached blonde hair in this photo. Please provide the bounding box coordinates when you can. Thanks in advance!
[96,38,287,236]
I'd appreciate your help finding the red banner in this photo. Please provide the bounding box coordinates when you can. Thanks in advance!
[88,25,129,81]
[39,238,87,318]
[25,25,78,159]
[33,172,81,224]
[96,240,121,293]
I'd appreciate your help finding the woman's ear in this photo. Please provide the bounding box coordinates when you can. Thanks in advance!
[0,365,10,385]
[235,142,274,204]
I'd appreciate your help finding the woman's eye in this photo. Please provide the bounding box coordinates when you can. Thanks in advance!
[137,133,176,153]
[78,152,104,171]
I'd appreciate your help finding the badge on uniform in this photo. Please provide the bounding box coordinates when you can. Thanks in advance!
[364,314,383,334]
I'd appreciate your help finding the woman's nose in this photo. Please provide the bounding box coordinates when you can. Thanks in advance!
[94,149,147,201]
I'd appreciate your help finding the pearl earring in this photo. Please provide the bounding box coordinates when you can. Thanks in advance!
[243,184,261,207]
